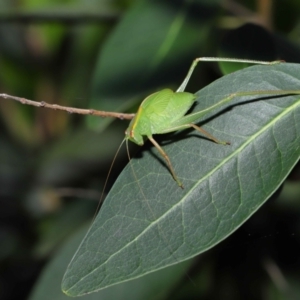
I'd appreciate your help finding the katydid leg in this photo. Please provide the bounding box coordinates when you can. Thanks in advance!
[148,136,184,188]
[176,57,282,93]
[176,89,300,128]
[189,124,230,145]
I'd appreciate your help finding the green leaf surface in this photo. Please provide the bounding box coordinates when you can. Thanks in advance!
[62,63,300,296]
[30,224,193,300]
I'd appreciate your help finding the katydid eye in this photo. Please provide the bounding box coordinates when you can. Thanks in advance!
[130,130,134,137]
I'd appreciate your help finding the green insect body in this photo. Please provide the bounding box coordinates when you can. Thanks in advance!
[126,89,196,144]
[125,87,229,188]
[125,89,198,187]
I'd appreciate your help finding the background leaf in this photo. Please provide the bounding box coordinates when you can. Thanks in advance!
[87,0,220,130]
[29,224,193,300]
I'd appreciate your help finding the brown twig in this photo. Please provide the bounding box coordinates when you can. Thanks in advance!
[0,93,135,120]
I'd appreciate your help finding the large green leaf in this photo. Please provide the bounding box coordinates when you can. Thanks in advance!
[62,63,300,296]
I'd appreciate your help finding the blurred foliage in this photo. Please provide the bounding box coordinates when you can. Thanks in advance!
[0,0,299,299]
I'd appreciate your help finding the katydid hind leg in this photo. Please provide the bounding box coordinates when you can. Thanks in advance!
[189,124,230,145]
[158,122,230,145]
[148,136,184,189]
[176,57,281,93]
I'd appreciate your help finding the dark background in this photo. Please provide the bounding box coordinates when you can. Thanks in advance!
[0,0,299,299]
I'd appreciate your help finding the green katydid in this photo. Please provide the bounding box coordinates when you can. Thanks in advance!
[1,57,300,189]
[123,57,291,188]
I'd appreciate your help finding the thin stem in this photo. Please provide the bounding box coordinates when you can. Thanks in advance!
[0,93,135,120]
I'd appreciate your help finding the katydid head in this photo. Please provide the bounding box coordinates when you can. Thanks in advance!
[125,124,144,146]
